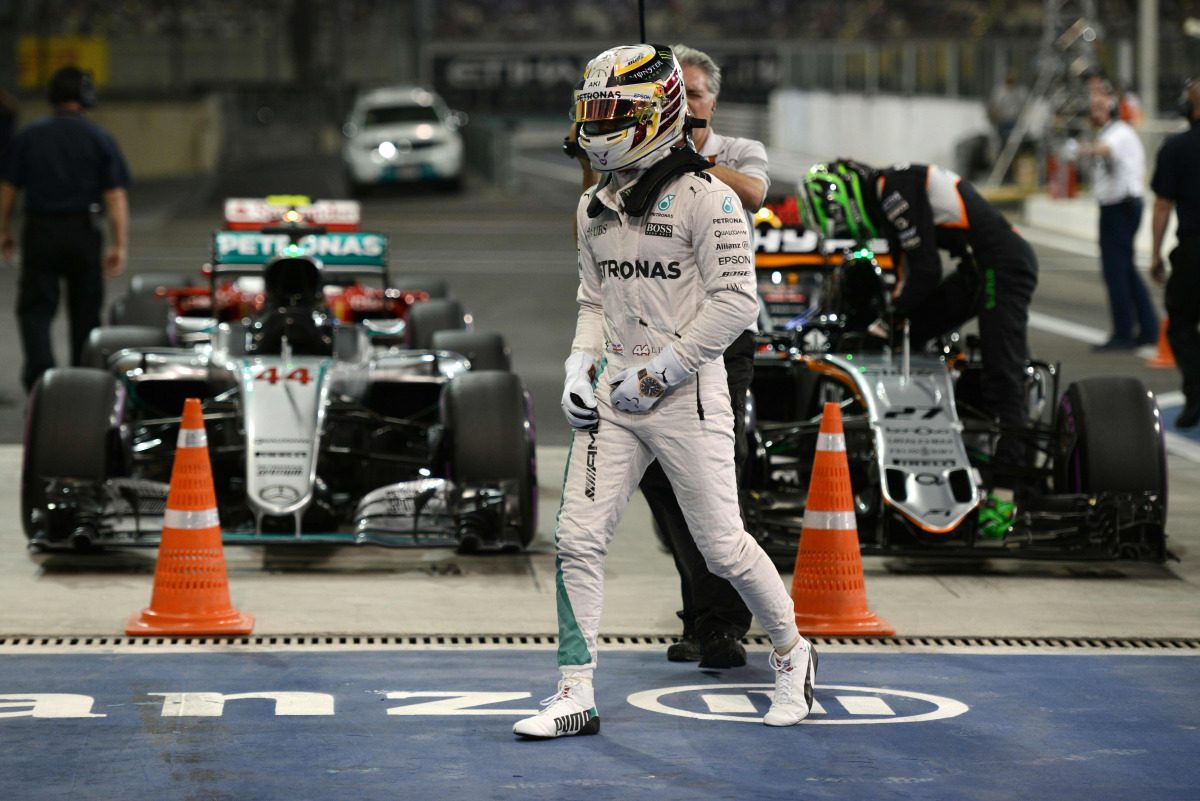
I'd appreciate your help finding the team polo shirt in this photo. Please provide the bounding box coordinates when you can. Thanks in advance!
[1091,119,1145,205]
[1151,120,1200,238]
[1,110,130,214]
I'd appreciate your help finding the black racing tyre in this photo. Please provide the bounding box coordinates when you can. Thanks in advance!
[22,368,124,542]
[395,276,450,299]
[441,371,537,548]
[1055,377,1165,495]
[406,298,465,350]
[82,325,172,369]
[431,330,511,371]
[107,272,189,328]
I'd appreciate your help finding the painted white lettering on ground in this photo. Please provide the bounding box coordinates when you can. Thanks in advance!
[151,692,335,716]
[0,694,106,718]
[385,692,537,715]
[628,684,968,725]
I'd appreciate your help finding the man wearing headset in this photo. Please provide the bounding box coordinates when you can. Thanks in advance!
[1079,84,1157,351]
[514,44,817,739]
[1150,78,1200,427]
[0,66,130,391]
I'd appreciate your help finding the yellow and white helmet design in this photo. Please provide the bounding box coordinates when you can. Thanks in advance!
[573,43,686,172]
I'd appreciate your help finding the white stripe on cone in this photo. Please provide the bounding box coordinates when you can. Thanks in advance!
[801,509,857,530]
[816,432,846,452]
[163,507,221,530]
[177,428,208,449]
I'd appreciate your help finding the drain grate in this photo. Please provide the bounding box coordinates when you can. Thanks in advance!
[0,634,1197,651]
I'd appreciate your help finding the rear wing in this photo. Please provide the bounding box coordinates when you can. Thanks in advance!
[223,196,362,232]
[212,230,389,271]
[754,194,892,270]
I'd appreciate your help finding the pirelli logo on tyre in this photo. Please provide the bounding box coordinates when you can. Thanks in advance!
[645,223,674,238]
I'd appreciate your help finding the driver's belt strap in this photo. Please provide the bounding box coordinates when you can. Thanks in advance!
[586,148,713,219]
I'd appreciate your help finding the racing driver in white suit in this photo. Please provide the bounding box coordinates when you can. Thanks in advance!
[513,43,817,739]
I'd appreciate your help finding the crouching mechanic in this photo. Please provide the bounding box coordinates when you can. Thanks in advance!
[513,44,817,739]
[801,160,1038,471]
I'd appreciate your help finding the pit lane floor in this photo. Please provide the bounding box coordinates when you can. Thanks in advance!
[0,642,1197,800]
[1,164,1199,799]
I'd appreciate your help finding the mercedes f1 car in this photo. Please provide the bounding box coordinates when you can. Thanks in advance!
[745,234,1167,562]
[22,198,536,553]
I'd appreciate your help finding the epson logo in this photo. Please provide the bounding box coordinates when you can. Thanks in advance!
[717,255,751,266]
[600,259,682,279]
[645,223,674,238]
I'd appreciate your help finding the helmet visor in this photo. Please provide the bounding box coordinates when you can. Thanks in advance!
[573,94,655,135]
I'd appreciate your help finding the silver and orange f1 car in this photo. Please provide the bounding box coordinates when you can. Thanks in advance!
[23,198,536,552]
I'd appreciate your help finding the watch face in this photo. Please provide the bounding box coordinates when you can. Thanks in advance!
[638,369,665,398]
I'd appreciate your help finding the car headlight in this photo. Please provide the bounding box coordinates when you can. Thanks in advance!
[377,141,397,159]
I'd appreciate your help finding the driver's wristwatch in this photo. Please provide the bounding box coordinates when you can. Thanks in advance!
[636,369,665,398]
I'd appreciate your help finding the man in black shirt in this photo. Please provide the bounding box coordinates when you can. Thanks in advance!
[1151,79,1200,427]
[802,160,1039,469]
[0,67,130,391]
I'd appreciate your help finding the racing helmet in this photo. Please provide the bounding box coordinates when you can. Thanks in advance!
[828,248,889,333]
[254,252,333,356]
[573,44,686,172]
[264,253,325,311]
[798,160,880,244]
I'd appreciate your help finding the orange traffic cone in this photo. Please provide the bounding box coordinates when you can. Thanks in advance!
[1146,319,1176,369]
[126,398,254,635]
[789,402,894,635]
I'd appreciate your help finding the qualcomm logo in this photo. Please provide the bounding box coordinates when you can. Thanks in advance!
[657,194,675,212]
[626,683,969,725]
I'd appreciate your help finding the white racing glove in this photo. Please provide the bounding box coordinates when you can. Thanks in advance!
[609,347,688,414]
[562,352,599,430]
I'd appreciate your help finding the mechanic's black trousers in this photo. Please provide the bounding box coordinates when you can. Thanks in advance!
[17,214,103,391]
[907,237,1039,466]
[1165,237,1200,404]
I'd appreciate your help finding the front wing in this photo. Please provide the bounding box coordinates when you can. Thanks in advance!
[747,415,1167,562]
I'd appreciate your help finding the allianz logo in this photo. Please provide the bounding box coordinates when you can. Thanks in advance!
[0,684,967,725]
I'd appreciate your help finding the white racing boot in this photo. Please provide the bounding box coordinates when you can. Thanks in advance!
[512,672,600,739]
[764,638,818,726]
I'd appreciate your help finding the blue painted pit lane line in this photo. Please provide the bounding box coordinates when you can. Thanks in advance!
[0,649,1196,801]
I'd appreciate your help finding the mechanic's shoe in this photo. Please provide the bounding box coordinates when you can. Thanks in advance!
[764,639,818,727]
[512,673,600,739]
[1092,337,1137,352]
[1135,328,1160,347]
[667,635,702,662]
[698,632,747,669]
[1178,401,1200,429]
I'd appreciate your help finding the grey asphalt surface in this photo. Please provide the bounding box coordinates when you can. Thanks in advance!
[1,154,1198,641]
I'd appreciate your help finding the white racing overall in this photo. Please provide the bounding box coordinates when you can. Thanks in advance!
[555,163,800,671]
